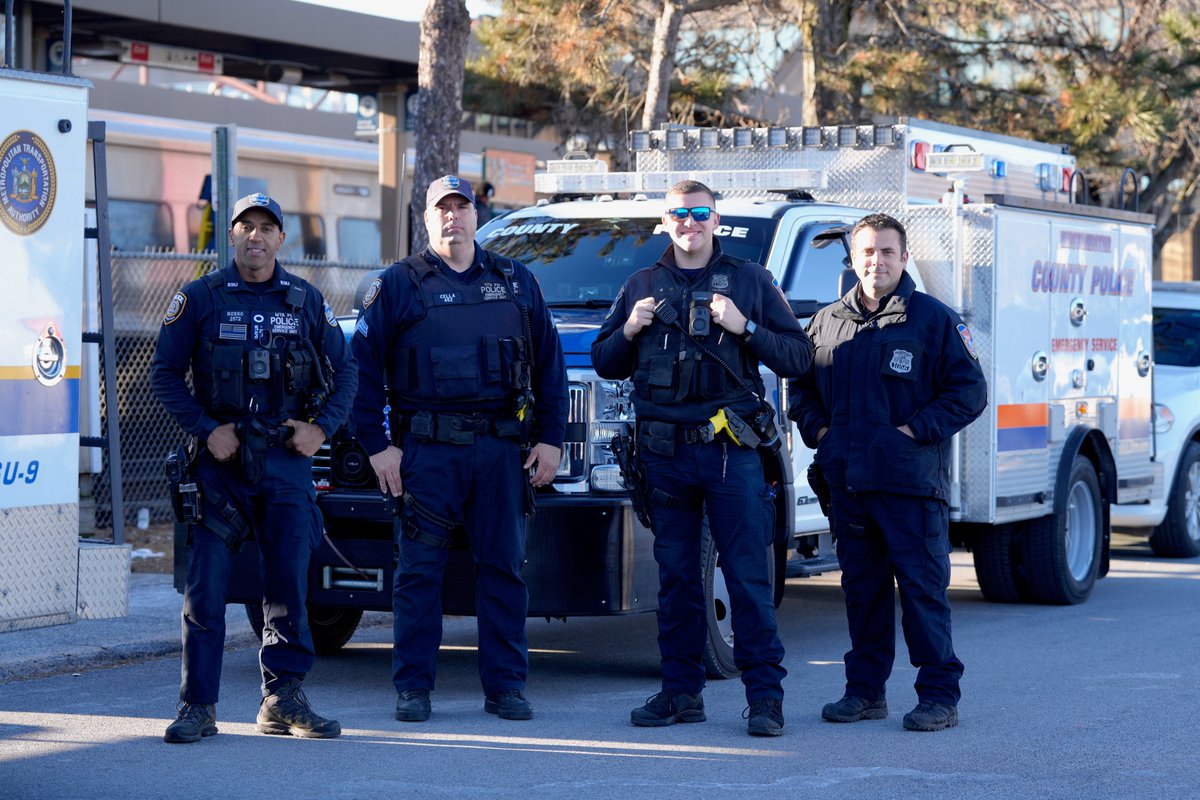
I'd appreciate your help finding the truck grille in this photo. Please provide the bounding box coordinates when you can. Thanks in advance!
[313,442,333,487]
[559,382,588,480]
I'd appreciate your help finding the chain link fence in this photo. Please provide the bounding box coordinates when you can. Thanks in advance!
[90,251,385,529]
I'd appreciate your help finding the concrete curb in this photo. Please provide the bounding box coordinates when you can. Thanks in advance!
[0,573,393,684]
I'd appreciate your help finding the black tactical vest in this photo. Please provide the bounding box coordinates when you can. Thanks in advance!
[193,270,321,422]
[633,260,758,406]
[389,254,530,410]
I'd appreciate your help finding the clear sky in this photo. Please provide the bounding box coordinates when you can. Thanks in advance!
[291,0,498,20]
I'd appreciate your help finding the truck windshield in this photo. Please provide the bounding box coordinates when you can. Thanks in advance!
[478,215,778,306]
[1153,306,1200,367]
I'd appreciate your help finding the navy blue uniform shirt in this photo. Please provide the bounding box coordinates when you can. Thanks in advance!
[591,241,811,424]
[351,244,568,457]
[150,261,358,440]
[791,271,987,499]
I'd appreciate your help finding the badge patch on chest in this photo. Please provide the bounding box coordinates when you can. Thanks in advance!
[888,348,914,374]
[480,281,508,301]
[710,273,730,291]
[268,311,302,336]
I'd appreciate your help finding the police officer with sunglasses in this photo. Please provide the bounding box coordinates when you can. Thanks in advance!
[591,180,812,736]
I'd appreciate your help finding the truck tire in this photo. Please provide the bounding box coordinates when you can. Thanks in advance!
[701,522,776,680]
[972,524,1023,603]
[1022,457,1103,604]
[244,604,364,654]
[1149,440,1200,558]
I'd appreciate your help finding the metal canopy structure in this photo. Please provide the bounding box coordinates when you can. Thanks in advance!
[25,0,420,91]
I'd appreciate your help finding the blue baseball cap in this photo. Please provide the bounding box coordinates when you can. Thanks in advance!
[230,193,284,228]
[426,175,475,207]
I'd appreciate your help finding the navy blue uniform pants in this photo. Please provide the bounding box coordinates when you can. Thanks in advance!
[828,486,964,707]
[641,440,786,702]
[392,432,528,696]
[181,447,322,704]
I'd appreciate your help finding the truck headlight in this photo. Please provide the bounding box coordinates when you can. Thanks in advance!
[1153,403,1174,435]
[590,464,626,492]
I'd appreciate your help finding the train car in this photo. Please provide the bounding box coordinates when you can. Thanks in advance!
[84,109,484,262]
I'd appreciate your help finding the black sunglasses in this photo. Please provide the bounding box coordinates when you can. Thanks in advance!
[665,206,713,222]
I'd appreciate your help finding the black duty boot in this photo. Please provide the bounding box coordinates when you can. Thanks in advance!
[902,701,958,732]
[256,680,341,738]
[163,703,217,743]
[630,690,706,727]
[484,689,533,720]
[821,695,888,723]
[395,689,432,722]
[745,697,785,737]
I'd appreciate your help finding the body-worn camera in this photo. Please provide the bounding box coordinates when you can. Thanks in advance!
[248,348,271,381]
[689,291,713,337]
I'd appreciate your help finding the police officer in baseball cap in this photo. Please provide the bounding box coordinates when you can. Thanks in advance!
[152,191,358,743]
[352,175,568,723]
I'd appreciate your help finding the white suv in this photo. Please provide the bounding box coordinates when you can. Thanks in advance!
[1114,281,1200,557]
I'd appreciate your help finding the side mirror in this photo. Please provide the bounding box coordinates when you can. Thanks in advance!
[788,299,820,318]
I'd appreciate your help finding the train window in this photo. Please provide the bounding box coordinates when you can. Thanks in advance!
[109,200,173,251]
[337,217,382,264]
[281,213,327,261]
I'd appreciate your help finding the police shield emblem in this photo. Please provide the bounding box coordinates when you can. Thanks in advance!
[163,292,187,325]
[889,348,914,374]
[957,324,980,360]
[362,277,382,309]
[324,302,338,327]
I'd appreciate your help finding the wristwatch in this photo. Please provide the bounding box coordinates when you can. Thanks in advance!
[740,320,757,343]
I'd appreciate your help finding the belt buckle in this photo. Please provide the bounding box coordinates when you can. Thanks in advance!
[697,423,715,444]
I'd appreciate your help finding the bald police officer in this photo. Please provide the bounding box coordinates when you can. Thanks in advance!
[152,193,357,743]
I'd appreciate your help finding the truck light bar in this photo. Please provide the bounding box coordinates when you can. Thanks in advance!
[534,167,828,196]
[627,124,904,155]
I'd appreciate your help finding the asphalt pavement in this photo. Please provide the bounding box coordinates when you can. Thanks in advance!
[1,538,1198,800]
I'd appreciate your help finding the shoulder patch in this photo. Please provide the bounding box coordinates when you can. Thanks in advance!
[163,292,187,325]
[605,288,624,320]
[362,277,382,309]
[324,302,338,327]
[957,323,980,360]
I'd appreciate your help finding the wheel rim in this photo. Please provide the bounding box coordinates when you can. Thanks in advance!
[711,562,734,650]
[1184,461,1200,544]
[1065,479,1098,581]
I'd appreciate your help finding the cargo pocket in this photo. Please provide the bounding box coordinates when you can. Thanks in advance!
[923,499,950,555]
[431,344,480,399]
[646,354,676,404]
[210,345,244,414]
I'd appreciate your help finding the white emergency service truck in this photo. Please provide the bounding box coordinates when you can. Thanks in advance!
[515,120,1157,612]
[0,54,129,630]
[209,119,1157,677]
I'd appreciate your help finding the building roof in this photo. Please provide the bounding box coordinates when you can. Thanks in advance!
[31,0,420,91]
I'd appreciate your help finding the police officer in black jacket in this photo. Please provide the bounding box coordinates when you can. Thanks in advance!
[151,193,357,743]
[790,213,987,732]
[352,176,567,723]
[592,180,811,737]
